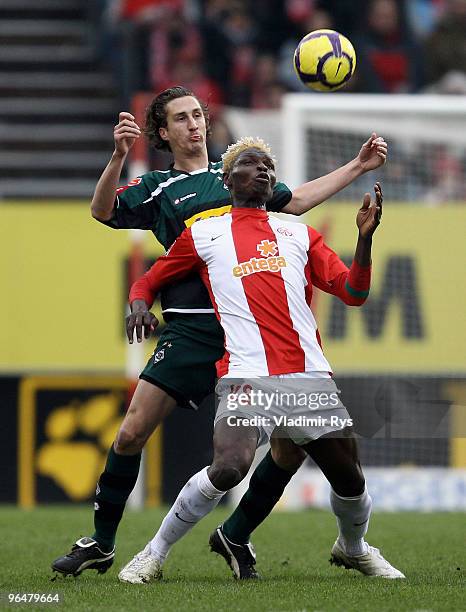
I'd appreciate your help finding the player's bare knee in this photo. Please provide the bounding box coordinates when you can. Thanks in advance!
[209,453,252,490]
[210,463,243,490]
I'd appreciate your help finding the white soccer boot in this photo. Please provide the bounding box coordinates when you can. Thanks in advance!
[330,539,405,579]
[118,544,163,584]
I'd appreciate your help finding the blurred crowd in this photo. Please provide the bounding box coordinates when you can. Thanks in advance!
[94,0,466,109]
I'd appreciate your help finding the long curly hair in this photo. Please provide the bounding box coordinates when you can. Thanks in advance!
[144,86,211,152]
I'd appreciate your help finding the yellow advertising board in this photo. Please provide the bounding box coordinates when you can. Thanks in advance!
[298,203,466,372]
[0,202,465,373]
[0,202,163,371]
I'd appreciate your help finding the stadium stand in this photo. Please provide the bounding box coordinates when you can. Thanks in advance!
[0,0,117,198]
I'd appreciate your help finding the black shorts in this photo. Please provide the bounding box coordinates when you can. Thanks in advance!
[140,313,225,409]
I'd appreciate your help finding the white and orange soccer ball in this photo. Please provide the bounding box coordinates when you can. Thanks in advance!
[293,29,356,92]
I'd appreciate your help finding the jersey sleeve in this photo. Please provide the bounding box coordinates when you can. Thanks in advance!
[129,228,203,307]
[307,227,371,306]
[99,175,159,230]
[266,181,292,212]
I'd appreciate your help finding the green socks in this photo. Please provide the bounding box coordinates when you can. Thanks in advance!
[222,450,296,544]
[92,446,141,552]
[93,448,294,550]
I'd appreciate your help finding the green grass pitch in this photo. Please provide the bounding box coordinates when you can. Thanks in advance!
[0,506,464,611]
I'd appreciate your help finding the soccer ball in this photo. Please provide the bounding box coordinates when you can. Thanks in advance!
[293,29,356,92]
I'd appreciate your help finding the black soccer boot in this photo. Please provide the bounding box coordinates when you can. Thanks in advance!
[51,537,114,577]
[209,526,259,579]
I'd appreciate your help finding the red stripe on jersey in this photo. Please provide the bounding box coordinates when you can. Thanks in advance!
[230,208,305,374]
[216,351,230,378]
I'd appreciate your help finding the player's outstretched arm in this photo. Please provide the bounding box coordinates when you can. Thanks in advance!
[282,133,387,215]
[91,112,142,222]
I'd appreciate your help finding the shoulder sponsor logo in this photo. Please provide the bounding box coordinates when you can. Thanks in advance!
[276,227,293,236]
[232,256,287,278]
[116,176,142,194]
[174,192,197,205]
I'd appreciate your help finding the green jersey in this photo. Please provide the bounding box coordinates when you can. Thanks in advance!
[103,161,292,313]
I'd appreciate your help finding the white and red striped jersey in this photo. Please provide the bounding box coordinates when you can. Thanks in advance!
[130,207,371,377]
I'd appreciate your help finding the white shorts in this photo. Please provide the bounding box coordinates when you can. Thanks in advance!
[214,372,353,447]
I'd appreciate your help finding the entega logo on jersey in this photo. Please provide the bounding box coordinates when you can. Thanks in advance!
[233,239,286,278]
[232,256,287,278]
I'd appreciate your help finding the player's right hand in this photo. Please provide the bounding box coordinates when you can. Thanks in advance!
[356,182,383,239]
[126,309,159,344]
[114,112,141,156]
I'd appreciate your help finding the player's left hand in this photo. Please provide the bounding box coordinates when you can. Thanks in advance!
[126,308,159,344]
[357,182,383,238]
[358,133,387,172]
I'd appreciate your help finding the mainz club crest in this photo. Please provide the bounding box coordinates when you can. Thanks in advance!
[276,227,293,236]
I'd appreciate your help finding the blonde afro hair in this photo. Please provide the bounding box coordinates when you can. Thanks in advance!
[222,137,275,174]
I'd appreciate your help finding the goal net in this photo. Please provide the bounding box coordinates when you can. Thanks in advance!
[281,94,465,203]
